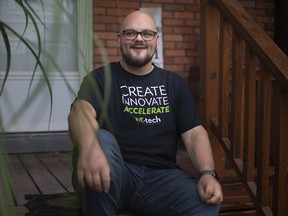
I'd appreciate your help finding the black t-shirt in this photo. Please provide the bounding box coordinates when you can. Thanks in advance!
[77,62,201,168]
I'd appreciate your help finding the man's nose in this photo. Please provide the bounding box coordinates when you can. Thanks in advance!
[135,33,144,41]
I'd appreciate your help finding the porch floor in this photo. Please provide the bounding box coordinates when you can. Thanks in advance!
[1,151,256,216]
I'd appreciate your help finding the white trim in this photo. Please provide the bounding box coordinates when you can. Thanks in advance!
[140,7,164,68]
[78,0,93,82]
[0,71,80,80]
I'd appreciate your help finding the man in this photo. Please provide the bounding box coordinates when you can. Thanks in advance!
[68,10,223,216]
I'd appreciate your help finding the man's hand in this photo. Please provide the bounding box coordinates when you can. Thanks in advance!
[197,174,223,204]
[77,144,110,193]
[68,99,110,193]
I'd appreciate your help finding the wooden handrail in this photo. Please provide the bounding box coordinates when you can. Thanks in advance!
[213,0,288,88]
[200,0,288,215]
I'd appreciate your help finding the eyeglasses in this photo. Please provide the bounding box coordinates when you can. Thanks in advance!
[121,30,157,41]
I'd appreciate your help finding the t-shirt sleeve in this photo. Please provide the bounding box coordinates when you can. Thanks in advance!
[175,75,201,134]
[76,71,104,114]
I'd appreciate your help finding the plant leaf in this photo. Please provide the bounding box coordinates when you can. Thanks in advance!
[14,0,29,50]
[23,0,46,27]
[15,0,42,94]
[0,24,11,96]
[14,1,53,128]
[1,22,53,129]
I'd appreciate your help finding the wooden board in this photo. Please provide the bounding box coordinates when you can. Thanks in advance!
[55,152,73,170]
[19,154,66,194]
[38,153,74,192]
[2,152,257,216]
[8,155,39,205]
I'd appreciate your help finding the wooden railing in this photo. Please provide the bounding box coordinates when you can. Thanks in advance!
[200,0,288,215]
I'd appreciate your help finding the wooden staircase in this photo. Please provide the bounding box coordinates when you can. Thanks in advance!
[200,0,288,215]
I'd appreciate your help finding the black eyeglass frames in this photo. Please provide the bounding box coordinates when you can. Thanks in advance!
[120,30,157,41]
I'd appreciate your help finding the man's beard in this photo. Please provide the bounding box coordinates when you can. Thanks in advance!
[121,46,155,68]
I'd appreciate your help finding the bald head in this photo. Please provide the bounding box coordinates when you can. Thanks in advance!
[120,11,157,32]
[118,10,159,71]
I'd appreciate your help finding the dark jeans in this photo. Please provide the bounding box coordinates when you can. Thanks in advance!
[72,129,220,216]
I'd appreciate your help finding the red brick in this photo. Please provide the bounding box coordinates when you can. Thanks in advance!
[260,15,275,22]
[172,0,195,4]
[163,42,176,49]
[174,12,194,19]
[153,0,173,3]
[249,7,266,14]
[183,35,198,43]
[162,11,174,18]
[118,1,140,9]
[185,19,200,27]
[94,7,106,15]
[108,8,134,17]
[106,48,118,56]
[172,57,192,64]
[107,40,119,48]
[94,24,105,31]
[106,24,121,32]
[239,1,256,8]
[173,27,194,34]
[194,12,201,20]
[94,0,117,8]
[106,8,125,16]
[194,27,200,35]
[163,26,173,34]
[256,2,274,9]
[96,32,118,40]
[141,3,162,8]
[176,42,197,49]
[164,4,185,11]
[164,34,183,42]
[186,50,198,58]
[165,49,186,57]
[109,56,121,63]
[95,15,119,24]
[163,18,184,26]
[94,47,118,57]
[165,64,185,73]
[185,5,201,13]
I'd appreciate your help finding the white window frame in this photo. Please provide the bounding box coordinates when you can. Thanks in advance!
[77,0,93,80]
[140,7,164,68]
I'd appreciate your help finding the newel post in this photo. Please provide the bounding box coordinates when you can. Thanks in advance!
[200,0,224,168]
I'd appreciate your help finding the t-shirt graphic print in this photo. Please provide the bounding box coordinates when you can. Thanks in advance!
[121,84,170,125]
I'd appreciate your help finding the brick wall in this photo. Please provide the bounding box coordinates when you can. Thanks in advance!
[239,0,275,37]
[93,0,274,80]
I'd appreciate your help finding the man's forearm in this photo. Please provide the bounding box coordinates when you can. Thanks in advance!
[182,126,215,173]
[68,99,99,150]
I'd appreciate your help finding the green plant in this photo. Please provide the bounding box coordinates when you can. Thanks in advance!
[0,1,50,214]
[0,1,112,215]
[0,0,52,97]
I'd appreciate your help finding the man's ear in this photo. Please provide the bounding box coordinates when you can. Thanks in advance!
[118,33,121,43]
